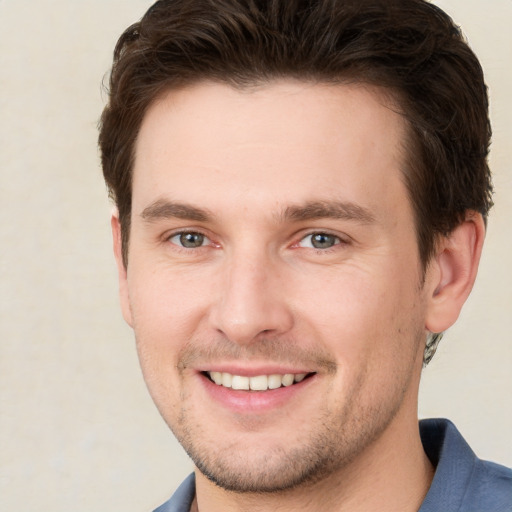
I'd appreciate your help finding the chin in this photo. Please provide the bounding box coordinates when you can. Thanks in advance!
[171,402,399,494]
[187,438,343,493]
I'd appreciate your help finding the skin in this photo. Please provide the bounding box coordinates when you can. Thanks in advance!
[112,81,485,511]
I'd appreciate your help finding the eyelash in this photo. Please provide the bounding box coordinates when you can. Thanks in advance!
[294,232,347,253]
[166,230,214,250]
[165,230,348,253]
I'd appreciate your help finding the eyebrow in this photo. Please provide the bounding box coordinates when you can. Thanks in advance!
[140,199,213,222]
[281,200,376,224]
[140,198,376,225]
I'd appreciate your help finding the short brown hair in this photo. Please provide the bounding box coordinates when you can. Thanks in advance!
[99,0,493,268]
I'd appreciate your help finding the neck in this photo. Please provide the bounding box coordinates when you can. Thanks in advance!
[193,412,434,512]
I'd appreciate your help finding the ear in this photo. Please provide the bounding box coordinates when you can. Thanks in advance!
[425,211,485,334]
[111,211,133,327]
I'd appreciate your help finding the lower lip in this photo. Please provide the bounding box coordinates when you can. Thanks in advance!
[199,373,316,413]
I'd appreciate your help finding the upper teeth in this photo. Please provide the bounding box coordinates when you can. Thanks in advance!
[208,372,307,391]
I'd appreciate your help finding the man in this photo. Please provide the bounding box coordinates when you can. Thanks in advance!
[98,0,512,510]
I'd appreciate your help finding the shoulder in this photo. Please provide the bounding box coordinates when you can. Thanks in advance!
[466,458,512,511]
[419,418,512,512]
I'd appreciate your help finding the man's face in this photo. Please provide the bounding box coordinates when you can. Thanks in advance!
[117,81,432,491]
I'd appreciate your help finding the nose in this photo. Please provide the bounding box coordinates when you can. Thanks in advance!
[209,251,294,345]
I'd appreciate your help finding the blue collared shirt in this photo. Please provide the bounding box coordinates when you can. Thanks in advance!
[154,418,512,512]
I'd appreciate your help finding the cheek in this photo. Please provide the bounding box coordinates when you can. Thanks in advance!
[126,266,213,396]
[128,262,213,336]
[292,262,423,367]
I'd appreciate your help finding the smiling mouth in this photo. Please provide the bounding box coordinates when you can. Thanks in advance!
[204,371,315,391]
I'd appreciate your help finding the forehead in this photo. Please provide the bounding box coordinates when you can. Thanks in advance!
[132,80,409,222]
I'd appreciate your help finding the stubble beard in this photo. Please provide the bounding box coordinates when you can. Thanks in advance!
[141,321,424,495]
[168,369,410,494]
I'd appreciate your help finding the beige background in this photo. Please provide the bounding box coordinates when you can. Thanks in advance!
[0,1,510,510]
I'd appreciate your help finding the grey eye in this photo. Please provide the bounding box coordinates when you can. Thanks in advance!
[299,233,340,249]
[311,233,337,249]
[170,232,208,248]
